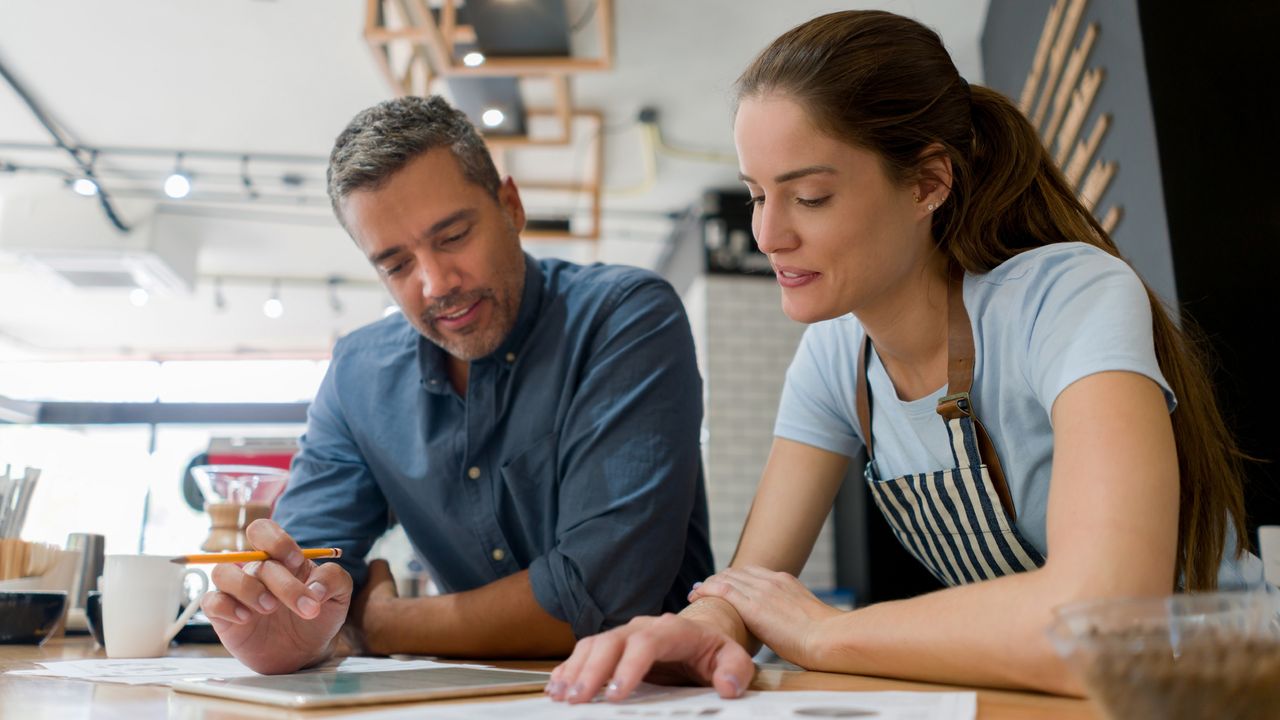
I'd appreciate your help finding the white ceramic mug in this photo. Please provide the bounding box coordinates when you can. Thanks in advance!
[101,554,208,658]
[1259,525,1280,587]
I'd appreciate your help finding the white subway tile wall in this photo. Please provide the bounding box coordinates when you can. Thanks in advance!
[699,275,837,590]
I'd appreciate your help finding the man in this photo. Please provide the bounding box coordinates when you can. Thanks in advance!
[203,96,713,674]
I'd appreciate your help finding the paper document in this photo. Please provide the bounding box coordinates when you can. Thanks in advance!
[7,655,493,686]
[352,683,977,720]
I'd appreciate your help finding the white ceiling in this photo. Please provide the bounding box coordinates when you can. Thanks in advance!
[0,0,988,361]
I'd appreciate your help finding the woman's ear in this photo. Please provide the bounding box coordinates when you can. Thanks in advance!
[913,144,954,212]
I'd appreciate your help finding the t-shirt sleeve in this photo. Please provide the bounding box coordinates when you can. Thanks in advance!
[1022,248,1176,416]
[773,323,865,458]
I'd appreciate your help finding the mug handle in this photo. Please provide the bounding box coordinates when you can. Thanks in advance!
[163,567,210,645]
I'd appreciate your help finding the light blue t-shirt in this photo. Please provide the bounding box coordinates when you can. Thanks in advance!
[775,242,1263,589]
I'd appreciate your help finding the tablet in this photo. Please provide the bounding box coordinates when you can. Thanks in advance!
[172,666,551,708]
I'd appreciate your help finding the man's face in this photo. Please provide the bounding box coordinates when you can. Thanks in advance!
[340,148,527,361]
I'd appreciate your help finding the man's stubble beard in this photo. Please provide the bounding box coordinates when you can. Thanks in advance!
[420,231,525,362]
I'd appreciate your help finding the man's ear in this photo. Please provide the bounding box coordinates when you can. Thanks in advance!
[498,176,526,233]
[913,143,954,209]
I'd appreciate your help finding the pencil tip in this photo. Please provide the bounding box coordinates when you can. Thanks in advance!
[169,557,184,564]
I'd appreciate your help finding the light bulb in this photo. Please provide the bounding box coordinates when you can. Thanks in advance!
[129,288,150,307]
[463,52,485,67]
[263,297,284,319]
[72,178,99,196]
[164,172,191,199]
[481,108,505,128]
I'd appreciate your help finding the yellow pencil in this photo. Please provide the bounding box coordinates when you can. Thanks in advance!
[169,548,343,565]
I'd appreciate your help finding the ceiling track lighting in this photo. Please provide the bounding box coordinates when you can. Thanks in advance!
[262,280,284,319]
[240,155,259,200]
[71,177,99,196]
[164,152,192,199]
[327,276,344,316]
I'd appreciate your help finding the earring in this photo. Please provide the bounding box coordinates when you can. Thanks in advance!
[913,194,921,203]
[927,203,937,212]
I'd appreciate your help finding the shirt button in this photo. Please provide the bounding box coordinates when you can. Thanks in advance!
[467,466,481,480]
[491,548,505,561]
[505,352,516,363]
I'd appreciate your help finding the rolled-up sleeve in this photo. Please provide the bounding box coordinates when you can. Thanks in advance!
[527,278,704,638]
[273,342,390,589]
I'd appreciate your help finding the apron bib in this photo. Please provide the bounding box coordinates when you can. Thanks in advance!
[856,269,1045,586]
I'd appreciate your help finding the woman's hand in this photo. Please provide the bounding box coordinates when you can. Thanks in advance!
[689,566,841,669]
[547,612,755,704]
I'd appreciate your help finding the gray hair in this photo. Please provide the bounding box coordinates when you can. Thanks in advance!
[326,95,501,218]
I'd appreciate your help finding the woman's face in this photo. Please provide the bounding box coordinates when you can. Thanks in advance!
[734,94,934,324]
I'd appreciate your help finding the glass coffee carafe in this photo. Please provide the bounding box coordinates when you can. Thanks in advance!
[189,465,289,552]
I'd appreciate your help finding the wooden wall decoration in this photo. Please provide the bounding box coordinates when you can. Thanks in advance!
[1019,0,1121,235]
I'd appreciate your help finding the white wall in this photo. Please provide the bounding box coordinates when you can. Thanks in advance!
[699,275,836,589]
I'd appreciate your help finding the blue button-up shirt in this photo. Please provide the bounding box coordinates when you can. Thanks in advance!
[274,254,713,637]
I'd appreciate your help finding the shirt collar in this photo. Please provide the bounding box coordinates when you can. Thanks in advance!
[418,252,544,394]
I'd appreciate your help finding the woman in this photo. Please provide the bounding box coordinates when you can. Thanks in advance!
[548,9,1263,701]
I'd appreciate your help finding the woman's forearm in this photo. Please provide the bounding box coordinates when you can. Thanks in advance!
[812,568,1083,695]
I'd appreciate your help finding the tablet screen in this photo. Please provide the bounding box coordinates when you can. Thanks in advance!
[174,666,551,708]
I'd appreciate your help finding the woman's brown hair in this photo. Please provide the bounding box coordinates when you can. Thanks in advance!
[737,10,1247,590]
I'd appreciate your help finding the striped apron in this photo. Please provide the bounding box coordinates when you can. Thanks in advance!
[856,270,1045,586]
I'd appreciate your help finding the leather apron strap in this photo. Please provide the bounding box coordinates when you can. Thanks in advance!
[855,265,1018,520]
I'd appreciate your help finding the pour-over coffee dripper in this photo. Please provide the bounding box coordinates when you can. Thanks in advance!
[189,465,289,552]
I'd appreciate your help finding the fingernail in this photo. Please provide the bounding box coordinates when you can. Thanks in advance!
[234,607,251,622]
[297,596,318,616]
[287,551,304,569]
[258,592,278,612]
[566,683,584,700]
[307,581,327,599]
[242,561,261,576]
[545,680,563,696]
[605,680,622,700]
[692,581,703,590]
[725,674,742,697]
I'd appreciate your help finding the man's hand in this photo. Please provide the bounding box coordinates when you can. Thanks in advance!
[203,519,353,674]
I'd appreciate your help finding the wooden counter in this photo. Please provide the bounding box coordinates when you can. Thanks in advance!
[0,636,1099,719]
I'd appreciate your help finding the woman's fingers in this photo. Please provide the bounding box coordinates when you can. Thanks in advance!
[710,641,755,699]
[604,621,665,700]
[564,631,627,704]
[558,614,753,704]
[548,634,596,700]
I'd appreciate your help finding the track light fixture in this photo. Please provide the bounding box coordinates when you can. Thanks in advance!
[327,277,344,316]
[71,177,99,196]
[262,280,284,319]
[164,152,192,199]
